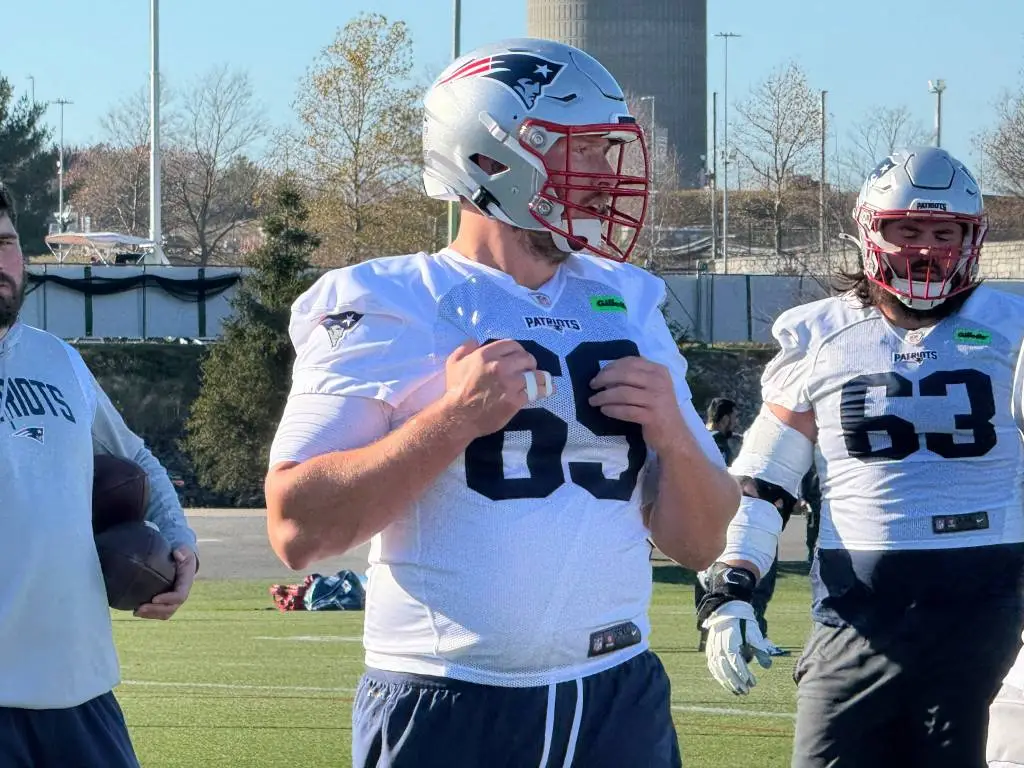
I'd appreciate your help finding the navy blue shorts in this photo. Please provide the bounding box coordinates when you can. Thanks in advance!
[0,691,138,768]
[352,650,681,768]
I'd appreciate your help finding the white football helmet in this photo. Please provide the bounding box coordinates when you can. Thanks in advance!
[422,38,650,261]
[850,146,986,310]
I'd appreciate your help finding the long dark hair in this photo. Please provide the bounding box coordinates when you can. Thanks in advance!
[831,257,872,305]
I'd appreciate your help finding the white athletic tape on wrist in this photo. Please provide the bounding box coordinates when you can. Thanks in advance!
[523,370,553,402]
[719,496,783,578]
[728,405,815,499]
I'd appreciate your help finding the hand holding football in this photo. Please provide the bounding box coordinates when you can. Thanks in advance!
[92,455,175,611]
[95,521,177,612]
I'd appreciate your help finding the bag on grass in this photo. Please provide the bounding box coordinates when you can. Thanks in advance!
[303,569,366,611]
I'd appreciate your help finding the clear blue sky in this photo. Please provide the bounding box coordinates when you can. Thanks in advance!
[2,0,1021,189]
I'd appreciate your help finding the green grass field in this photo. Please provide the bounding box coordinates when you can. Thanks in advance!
[113,564,812,767]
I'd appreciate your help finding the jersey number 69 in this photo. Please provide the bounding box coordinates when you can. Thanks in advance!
[464,339,647,501]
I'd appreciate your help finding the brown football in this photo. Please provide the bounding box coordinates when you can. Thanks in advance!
[92,454,150,535]
[95,521,176,611]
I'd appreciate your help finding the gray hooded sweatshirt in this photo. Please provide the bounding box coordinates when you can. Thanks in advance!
[0,320,197,709]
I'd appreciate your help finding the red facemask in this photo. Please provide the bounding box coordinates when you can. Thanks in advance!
[520,119,650,262]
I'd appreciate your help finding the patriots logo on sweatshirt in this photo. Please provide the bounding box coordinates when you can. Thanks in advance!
[13,426,44,444]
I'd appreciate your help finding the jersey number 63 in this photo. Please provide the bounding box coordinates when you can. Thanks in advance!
[840,368,996,461]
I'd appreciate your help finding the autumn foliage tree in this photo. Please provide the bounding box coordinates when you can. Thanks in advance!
[291,13,444,265]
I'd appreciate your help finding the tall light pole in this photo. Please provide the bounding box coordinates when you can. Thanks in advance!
[446,0,462,244]
[639,95,657,268]
[27,75,35,104]
[51,98,73,232]
[150,0,164,262]
[976,137,986,192]
[715,32,740,274]
[710,91,718,263]
[928,79,946,148]
[819,90,827,260]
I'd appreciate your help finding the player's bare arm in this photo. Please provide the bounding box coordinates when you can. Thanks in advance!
[589,355,740,570]
[265,338,543,570]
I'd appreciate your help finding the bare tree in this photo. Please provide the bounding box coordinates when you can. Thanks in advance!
[290,12,432,265]
[731,62,822,254]
[101,85,158,150]
[841,105,930,189]
[624,93,681,193]
[981,86,1024,198]
[621,92,684,267]
[67,86,165,237]
[163,66,267,264]
[264,126,305,177]
[65,147,146,235]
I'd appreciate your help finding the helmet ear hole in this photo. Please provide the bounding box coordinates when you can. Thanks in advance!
[470,154,509,177]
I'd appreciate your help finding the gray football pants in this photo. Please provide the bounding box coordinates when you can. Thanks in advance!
[792,603,1022,768]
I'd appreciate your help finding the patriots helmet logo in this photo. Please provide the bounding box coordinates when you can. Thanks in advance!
[321,311,364,348]
[13,426,44,444]
[867,157,896,185]
[440,53,566,110]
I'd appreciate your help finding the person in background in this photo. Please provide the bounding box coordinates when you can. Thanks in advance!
[801,465,822,564]
[706,397,741,465]
[0,183,198,767]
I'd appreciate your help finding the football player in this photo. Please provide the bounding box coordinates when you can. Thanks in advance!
[987,345,1024,767]
[265,38,740,768]
[0,184,198,766]
[696,146,1024,767]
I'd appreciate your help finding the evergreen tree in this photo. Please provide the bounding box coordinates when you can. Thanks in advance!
[0,75,59,254]
[184,175,321,503]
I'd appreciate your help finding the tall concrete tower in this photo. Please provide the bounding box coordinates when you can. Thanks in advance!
[526,0,707,189]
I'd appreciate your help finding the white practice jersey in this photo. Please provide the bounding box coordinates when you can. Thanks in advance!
[1015,341,1024,436]
[274,248,721,687]
[1001,343,1024,691]
[763,286,1024,552]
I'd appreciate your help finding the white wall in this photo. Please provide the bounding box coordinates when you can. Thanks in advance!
[23,264,1024,344]
[662,273,1024,343]
[24,265,242,339]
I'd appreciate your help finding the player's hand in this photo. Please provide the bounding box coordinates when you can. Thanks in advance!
[587,357,685,453]
[702,601,774,695]
[444,339,553,439]
[134,546,198,621]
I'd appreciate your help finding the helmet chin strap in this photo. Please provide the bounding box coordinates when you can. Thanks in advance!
[550,219,602,255]
[886,275,950,310]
